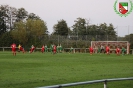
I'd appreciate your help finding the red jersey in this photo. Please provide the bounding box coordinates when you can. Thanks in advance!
[11,43,16,49]
[11,43,16,51]
[106,46,110,52]
[31,46,35,49]
[53,45,56,50]
[42,45,45,49]
[116,48,120,52]
[89,47,93,52]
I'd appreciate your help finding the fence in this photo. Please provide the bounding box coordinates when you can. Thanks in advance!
[42,35,118,48]
[0,47,133,54]
[0,34,132,48]
[0,47,11,51]
[36,77,133,88]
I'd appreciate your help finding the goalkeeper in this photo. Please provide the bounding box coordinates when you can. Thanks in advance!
[121,47,126,55]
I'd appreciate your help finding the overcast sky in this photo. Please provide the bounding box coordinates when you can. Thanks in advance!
[1,0,133,36]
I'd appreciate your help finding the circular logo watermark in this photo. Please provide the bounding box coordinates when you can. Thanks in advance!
[114,0,133,17]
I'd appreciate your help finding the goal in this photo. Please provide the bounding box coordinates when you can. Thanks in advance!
[91,41,130,54]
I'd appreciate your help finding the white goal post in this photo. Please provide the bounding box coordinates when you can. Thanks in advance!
[91,41,130,54]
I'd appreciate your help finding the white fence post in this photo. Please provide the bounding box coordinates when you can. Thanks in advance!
[3,48,4,52]
[104,80,107,88]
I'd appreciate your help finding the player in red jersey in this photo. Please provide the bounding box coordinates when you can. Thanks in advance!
[11,43,16,56]
[20,45,25,53]
[106,45,110,55]
[41,45,45,53]
[53,44,57,54]
[30,45,35,53]
[18,44,25,53]
[89,46,93,55]
[116,47,120,55]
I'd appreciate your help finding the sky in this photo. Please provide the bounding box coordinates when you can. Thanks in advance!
[1,0,133,37]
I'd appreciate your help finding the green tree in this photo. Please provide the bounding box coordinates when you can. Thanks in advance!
[53,19,69,36]
[11,21,27,45]
[0,32,18,47]
[11,19,48,46]
[0,5,17,31]
[28,13,40,20]
[0,17,6,35]
[0,5,8,35]
[123,34,133,49]
[26,19,47,36]
[72,17,86,35]
[86,23,117,41]
[16,8,28,22]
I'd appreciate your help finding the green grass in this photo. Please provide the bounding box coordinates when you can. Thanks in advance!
[0,52,133,88]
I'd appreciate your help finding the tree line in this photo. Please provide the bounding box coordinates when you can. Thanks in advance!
[0,5,133,49]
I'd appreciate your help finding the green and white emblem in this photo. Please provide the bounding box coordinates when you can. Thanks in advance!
[114,0,133,17]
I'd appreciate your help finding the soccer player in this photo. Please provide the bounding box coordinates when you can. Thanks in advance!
[30,45,35,53]
[97,46,101,54]
[50,44,53,54]
[19,45,25,53]
[18,44,21,52]
[69,47,74,54]
[89,46,93,55]
[53,44,57,54]
[100,45,104,53]
[106,45,110,55]
[41,45,45,53]
[121,47,126,55]
[116,47,120,55]
[57,44,60,53]
[59,44,63,53]
[11,43,16,56]
[45,45,48,52]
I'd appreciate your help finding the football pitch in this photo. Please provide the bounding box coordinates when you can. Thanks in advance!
[0,52,133,88]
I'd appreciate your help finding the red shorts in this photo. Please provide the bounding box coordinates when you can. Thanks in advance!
[41,48,44,52]
[32,48,35,50]
[106,49,109,52]
[42,48,44,50]
[53,49,56,52]
[30,48,34,52]
[116,51,120,53]
[20,47,23,51]
[90,49,93,52]
[12,48,16,52]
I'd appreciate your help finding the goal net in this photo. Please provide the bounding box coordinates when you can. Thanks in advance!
[91,41,130,54]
